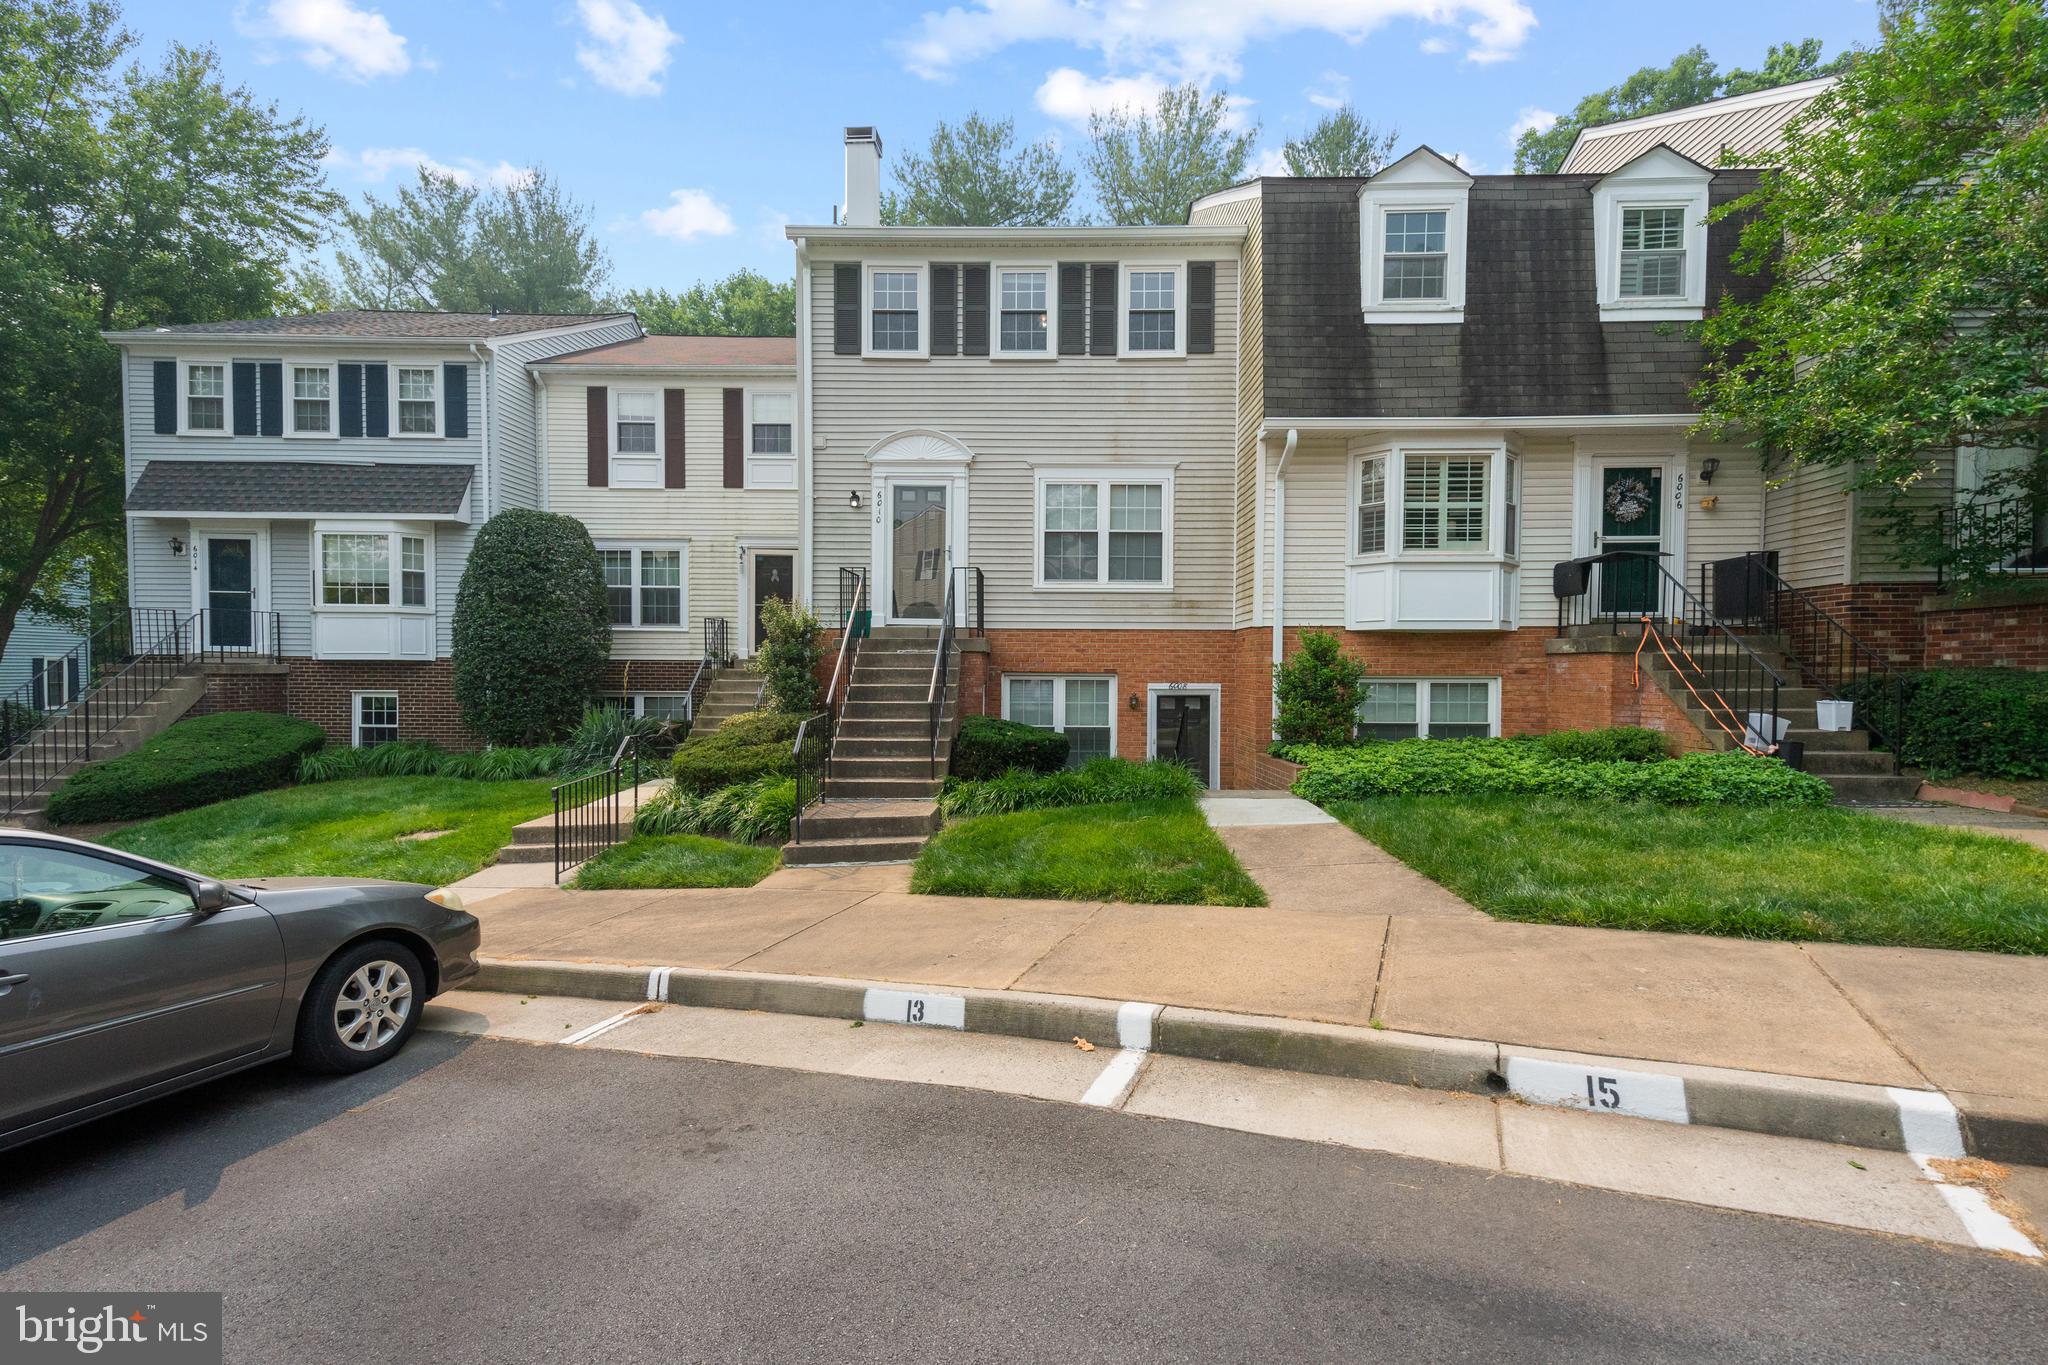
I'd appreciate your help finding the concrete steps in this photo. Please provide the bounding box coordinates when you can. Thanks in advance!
[3,669,208,827]
[784,797,941,866]
[691,670,767,735]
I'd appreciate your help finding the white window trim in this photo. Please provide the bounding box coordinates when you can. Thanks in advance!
[993,262,1059,361]
[386,359,445,439]
[743,386,797,489]
[177,357,233,438]
[1001,674,1118,762]
[863,262,930,360]
[1359,191,1469,324]
[1349,442,1514,562]
[597,540,690,632]
[350,690,401,747]
[1119,262,1187,359]
[1353,677,1501,740]
[312,521,435,615]
[606,692,694,721]
[283,359,339,440]
[1592,152,1711,322]
[1032,467,1175,591]
[609,386,665,487]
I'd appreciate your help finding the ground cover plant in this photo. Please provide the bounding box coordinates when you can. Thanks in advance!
[937,757,1200,818]
[571,834,780,890]
[1284,738,1830,807]
[48,712,325,824]
[911,797,1264,906]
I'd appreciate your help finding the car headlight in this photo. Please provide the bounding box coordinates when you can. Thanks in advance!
[426,888,465,912]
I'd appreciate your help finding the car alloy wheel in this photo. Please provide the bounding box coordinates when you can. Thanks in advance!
[334,958,414,1052]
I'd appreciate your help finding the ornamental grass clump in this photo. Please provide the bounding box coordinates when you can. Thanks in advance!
[937,757,1201,819]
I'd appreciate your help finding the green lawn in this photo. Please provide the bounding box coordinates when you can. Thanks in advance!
[101,777,555,886]
[1330,796,2048,954]
[910,799,1266,906]
[571,834,781,890]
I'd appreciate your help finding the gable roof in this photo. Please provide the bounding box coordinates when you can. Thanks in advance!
[534,335,797,369]
[1559,76,1836,174]
[105,309,635,343]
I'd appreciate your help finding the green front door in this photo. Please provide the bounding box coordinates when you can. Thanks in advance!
[1597,465,1664,616]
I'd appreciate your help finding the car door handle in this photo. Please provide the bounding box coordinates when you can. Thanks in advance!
[0,972,28,993]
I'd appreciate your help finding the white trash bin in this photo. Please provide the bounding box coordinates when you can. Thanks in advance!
[1743,711,1791,750]
[1814,699,1855,732]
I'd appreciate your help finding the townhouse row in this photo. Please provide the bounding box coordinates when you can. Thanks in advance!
[101,97,2041,784]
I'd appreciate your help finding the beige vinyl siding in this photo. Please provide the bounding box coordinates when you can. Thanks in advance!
[806,253,1241,628]
[1853,450,1952,583]
[1681,439,1765,586]
[1514,438,1578,624]
[1762,460,1851,588]
[1190,192,1263,627]
[543,374,797,659]
[1272,438,1347,624]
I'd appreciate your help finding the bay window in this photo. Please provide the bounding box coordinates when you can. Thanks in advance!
[600,544,686,629]
[1402,454,1489,551]
[318,529,431,608]
[1037,471,1172,588]
[1345,443,1518,631]
[1004,675,1115,766]
[1354,679,1498,740]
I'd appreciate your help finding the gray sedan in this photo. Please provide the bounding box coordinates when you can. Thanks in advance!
[0,829,480,1152]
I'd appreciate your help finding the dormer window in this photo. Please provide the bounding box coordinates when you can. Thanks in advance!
[1358,147,1471,325]
[1619,207,1686,298]
[1593,146,1712,321]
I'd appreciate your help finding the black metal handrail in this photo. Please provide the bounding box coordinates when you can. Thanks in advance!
[789,710,832,843]
[682,616,731,723]
[1555,551,1789,757]
[1936,493,2046,588]
[3,609,199,819]
[928,569,959,777]
[551,734,640,881]
[790,570,868,844]
[188,608,284,663]
[1707,552,1908,773]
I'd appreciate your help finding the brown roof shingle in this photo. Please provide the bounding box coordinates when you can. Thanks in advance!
[119,309,634,340]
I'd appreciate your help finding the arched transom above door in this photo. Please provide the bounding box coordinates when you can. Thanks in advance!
[866,428,975,466]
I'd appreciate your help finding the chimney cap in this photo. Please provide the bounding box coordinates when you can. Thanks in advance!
[844,126,883,155]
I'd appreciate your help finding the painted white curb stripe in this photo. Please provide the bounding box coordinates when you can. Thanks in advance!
[863,988,965,1030]
[560,1007,648,1047]
[1506,1056,1690,1125]
[1886,1087,1965,1159]
[1082,1049,1148,1108]
[1117,1001,1160,1051]
[1888,1088,2040,1257]
[645,967,672,1003]
[1911,1154,2042,1258]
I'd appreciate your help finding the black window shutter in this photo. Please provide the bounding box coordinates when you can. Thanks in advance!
[663,388,686,488]
[338,364,364,438]
[1058,265,1085,355]
[833,264,860,356]
[445,363,469,438]
[722,389,744,488]
[152,360,178,433]
[363,363,389,437]
[586,386,608,487]
[930,264,958,357]
[258,362,283,436]
[28,659,45,712]
[1188,262,1217,355]
[961,264,990,356]
[231,362,258,435]
[1088,263,1118,357]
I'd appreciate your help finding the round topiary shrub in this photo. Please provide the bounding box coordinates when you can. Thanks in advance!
[950,716,1070,780]
[452,509,610,747]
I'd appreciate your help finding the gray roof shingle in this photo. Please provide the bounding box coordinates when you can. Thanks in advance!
[127,460,474,516]
[116,309,633,340]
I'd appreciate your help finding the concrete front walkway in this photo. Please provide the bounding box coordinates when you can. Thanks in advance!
[1199,792,1481,918]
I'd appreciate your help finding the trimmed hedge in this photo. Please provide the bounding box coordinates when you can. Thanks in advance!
[950,716,1070,781]
[48,712,326,824]
[1286,738,1831,808]
[1843,668,2048,780]
[670,710,804,794]
[634,775,797,845]
[938,758,1202,819]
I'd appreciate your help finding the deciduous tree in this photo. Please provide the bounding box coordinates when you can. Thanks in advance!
[619,270,795,336]
[1282,107,1397,178]
[881,113,1076,226]
[1085,85,1258,226]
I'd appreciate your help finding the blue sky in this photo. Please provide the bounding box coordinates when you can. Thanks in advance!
[126,2,1882,294]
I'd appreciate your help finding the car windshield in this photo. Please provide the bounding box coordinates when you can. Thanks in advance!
[1,845,197,939]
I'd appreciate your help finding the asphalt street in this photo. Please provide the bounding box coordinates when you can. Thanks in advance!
[3,1033,2043,1364]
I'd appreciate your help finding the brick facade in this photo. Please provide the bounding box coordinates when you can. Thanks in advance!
[187,664,288,719]
[1784,582,2046,671]
[280,658,476,749]
[1793,584,1935,671]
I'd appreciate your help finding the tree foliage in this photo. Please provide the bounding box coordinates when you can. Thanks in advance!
[755,596,821,715]
[329,166,613,313]
[881,113,1077,226]
[1693,1,2048,594]
[1085,84,1258,225]
[1274,630,1366,746]
[1282,106,1398,178]
[1514,39,1854,174]
[618,269,795,336]
[451,510,612,747]
[0,0,338,664]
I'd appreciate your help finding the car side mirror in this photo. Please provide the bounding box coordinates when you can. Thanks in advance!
[190,878,233,915]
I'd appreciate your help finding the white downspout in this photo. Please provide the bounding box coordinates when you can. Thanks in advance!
[793,237,813,611]
[468,342,490,518]
[1270,427,1297,735]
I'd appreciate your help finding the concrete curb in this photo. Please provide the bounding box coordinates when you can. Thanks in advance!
[471,957,2014,1161]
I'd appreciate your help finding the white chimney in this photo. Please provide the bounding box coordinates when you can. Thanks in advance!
[843,126,882,227]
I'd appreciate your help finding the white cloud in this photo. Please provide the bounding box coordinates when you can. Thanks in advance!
[1306,71,1349,111]
[640,188,736,242]
[574,0,680,97]
[1508,105,1558,144]
[901,1,1536,83]
[1419,36,1451,54]
[253,0,411,81]
[1250,145,1291,177]
[1034,68,1168,124]
[324,146,530,189]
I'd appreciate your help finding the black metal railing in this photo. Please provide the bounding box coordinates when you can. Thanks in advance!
[683,616,731,722]
[951,565,985,638]
[551,735,640,882]
[1935,494,2047,588]
[2,609,199,819]
[189,608,284,663]
[1708,551,1907,772]
[928,569,959,777]
[1555,551,1788,756]
[789,710,832,842]
[790,570,868,844]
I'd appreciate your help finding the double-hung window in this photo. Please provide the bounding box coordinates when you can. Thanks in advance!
[1402,454,1489,551]
[1354,679,1497,741]
[352,692,400,747]
[1005,675,1115,767]
[1381,210,1448,300]
[604,693,691,721]
[1357,455,1388,555]
[1038,473,1171,587]
[1619,206,1686,298]
[185,363,226,432]
[1124,267,1180,355]
[746,389,796,490]
[318,529,430,608]
[600,545,685,629]
[611,390,661,486]
[869,268,922,354]
[394,365,438,435]
[292,365,333,434]
[997,268,1050,355]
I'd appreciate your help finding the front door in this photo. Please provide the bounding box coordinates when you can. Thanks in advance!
[752,553,793,653]
[1595,464,1665,616]
[889,484,949,622]
[203,535,255,649]
[1152,691,1214,788]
